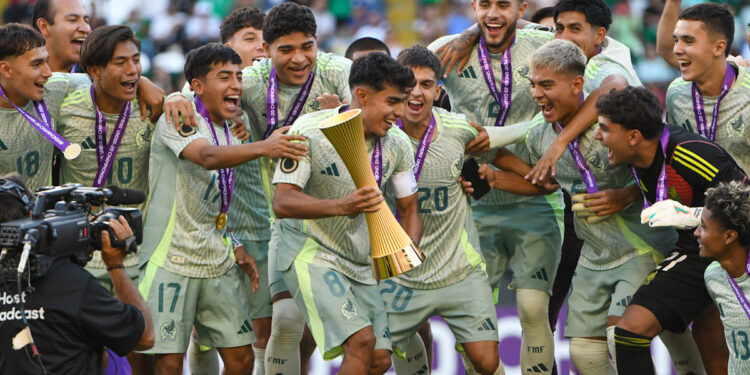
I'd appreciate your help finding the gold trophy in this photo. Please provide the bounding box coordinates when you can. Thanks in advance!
[319,109,424,279]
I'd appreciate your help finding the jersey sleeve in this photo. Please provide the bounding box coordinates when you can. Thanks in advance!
[44,73,91,119]
[153,114,206,158]
[673,140,748,191]
[391,129,416,175]
[272,129,312,189]
[79,277,145,356]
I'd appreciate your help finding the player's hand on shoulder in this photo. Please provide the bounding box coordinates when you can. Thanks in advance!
[728,55,750,68]
[260,126,308,160]
[640,199,701,229]
[436,30,477,78]
[231,113,250,141]
[465,121,490,155]
[339,186,383,216]
[234,246,260,293]
[163,93,198,130]
[316,93,347,110]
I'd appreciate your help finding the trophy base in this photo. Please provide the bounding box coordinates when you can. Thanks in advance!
[372,242,425,279]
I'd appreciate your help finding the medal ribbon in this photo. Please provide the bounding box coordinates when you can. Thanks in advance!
[726,254,750,321]
[265,66,315,139]
[195,96,235,214]
[396,114,436,182]
[630,126,670,208]
[556,94,597,193]
[0,84,73,153]
[478,36,514,127]
[90,85,131,187]
[691,63,735,141]
[372,139,382,188]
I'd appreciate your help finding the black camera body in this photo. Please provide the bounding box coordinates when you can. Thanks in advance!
[0,184,144,280]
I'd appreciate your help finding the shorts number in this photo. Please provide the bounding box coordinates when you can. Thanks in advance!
[157,282,181,313]
[16,151,39,177]
[655,251,687,272]
[323,271,346,297]
[379,279,413,312]
[417,186,449,213]
[731,330,750,360]
[106,157,133,185]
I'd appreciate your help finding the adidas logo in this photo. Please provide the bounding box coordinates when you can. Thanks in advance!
[236,319,253,334]
[477,318,496,331]
[458,66,478,79]
[411,365,429,374]
[526,362,549,373]
[81,136,96,150]
[681,119,694,133]
[615,296,632,307]
[383,328,391,339]
[321,163,340,176]
[531,268,549,282]
[0,138,7,151]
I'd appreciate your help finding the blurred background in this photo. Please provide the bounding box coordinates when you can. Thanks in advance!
[5,0,750,98]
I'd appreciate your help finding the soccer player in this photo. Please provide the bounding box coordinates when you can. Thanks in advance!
[594,86,747,375]
[138,43,306,375]
[481,40,676,373]
[384,45,502,375]
[32,0,90,73]
[427,1,565,371]
[345,37,391,61]
[0,23,91,192]
[220,7,266,67]
[271,53,420,375]
[698,181,750,374]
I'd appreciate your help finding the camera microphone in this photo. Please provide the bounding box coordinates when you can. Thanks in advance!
[103,186,145,206]
[17,229,40,275]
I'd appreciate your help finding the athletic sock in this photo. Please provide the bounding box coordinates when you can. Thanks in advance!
[252,346,266,375]
[658,329,707,375]
[614,327,655,375]
[391,333,429,375]
[606,325,617,365]
[570,337,615,375]
[186,335,219,375]
[265,298,304,374]
[517,289,554,374]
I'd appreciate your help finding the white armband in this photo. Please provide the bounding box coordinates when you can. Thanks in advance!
[390,170,418,198]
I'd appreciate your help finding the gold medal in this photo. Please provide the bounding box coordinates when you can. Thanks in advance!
[216,212,227,230]
[63,143,81,160]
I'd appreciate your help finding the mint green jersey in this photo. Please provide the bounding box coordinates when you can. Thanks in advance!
[271,107,415,285]
[0,73,90,191]
[525,113,676,269]
[428,29,553,206]
[142,98,242,278]
[393,108,484,289]
[705,261,750,373]
[56,87,154,269]
[584,37,642,93]
[666,64,750,173]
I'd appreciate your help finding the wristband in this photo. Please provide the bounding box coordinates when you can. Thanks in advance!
[229,232,242,250]
[106,264,125,271]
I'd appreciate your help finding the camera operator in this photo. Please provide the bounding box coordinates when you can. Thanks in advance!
[0,174,154,374]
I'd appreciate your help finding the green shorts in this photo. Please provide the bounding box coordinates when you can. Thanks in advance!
[241,239,272,319]
[474,194,564,296]
[268,224,289,298]
[138,263,255,354]
[564,252,656,338]
[380,266,498,355]
[280,248,390,360]
[86,265,139,295]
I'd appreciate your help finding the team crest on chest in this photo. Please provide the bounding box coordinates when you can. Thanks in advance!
[726,116,744,138]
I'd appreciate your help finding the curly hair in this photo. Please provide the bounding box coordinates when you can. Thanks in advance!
[595,86,663,140]
[220,7,265,44]
[679,3,734,57]
[553,0,612,30]
[0,23,46,61]
[262,2,316,46]
[184,43,242,83]
[349,53,415,93]
[705,181,750,247]
[396,45,441,81]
